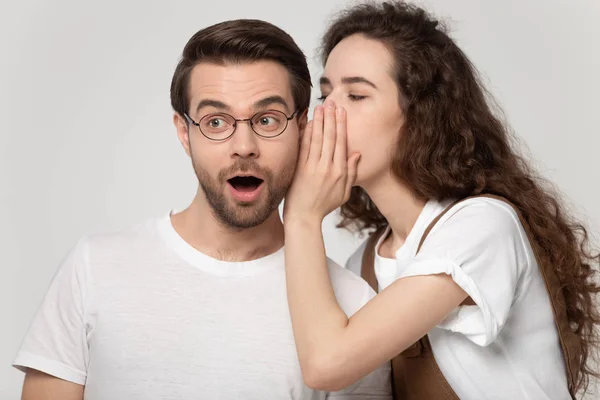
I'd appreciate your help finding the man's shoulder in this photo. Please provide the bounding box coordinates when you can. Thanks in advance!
[77,215,165,261]
[325,256,375,317]
[325,256,365,285]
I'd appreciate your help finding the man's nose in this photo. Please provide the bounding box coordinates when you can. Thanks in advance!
[230,121,260,159]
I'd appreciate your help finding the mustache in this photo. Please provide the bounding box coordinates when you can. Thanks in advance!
[218,160,272,181]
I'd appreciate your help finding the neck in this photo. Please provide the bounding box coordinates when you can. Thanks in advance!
[362,171,426,251]
[171,188,284,262]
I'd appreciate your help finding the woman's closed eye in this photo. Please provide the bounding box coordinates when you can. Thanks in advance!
[348,94,366,101]
[317,94,367,102]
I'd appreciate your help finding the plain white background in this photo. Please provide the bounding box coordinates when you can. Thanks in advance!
[1,0,599,398]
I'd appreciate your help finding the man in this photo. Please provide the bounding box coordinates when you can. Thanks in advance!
[12,19,392,399]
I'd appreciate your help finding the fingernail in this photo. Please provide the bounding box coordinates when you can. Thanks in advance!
[315,106,323,115]
[325,99,335,109]
[336,107,345,117]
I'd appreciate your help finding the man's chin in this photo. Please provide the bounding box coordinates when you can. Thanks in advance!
[214,198,274,228]
[219,209,273,229]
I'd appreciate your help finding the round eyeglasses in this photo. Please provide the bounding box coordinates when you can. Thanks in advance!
[184,109,298,141]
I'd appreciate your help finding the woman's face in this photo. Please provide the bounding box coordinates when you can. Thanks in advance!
[320,34,404,186]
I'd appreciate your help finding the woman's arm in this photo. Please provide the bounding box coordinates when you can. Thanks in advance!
[284,100,526,392]
[284,215,467,391]
[283,101,469,391]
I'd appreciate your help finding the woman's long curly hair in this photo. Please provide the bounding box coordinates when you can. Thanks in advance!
[322,1,599,396]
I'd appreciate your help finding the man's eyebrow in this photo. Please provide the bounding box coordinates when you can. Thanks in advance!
[253,95,291,112]
[195,99,231,114]
[319,76,378,89]
[195,96,291,115]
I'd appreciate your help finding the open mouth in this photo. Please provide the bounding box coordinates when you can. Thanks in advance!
[227,176,264,193]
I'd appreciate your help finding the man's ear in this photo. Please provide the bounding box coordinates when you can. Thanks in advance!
[297,108,309,134]
[173,112,192,157]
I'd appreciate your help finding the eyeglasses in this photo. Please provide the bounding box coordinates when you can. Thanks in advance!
[184,109,298,141]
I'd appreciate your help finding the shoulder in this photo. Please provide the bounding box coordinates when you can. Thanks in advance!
[443,196,521,226]
[81,216,163,261]
[426,196,528,249]
[53,217,167,287]
[326,256,376,317]
[414,196,532,293]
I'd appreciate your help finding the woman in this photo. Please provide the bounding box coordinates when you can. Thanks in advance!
[282,1,600,399]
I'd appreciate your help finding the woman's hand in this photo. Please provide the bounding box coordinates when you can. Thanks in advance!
[283,99,361,224]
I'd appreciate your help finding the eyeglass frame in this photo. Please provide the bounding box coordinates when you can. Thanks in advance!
[183,109,300,141]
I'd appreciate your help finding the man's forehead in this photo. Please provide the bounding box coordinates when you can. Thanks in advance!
[188,61,294,111]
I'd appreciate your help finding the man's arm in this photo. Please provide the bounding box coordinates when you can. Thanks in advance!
[14,239,91,397]
[22,369,84,400]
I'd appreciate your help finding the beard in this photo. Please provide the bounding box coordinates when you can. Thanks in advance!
[192,156,296,229]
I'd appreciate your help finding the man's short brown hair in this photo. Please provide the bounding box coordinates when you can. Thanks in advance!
[170,19,311,117]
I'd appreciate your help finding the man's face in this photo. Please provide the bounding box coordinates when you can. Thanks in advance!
[174,61,304,229]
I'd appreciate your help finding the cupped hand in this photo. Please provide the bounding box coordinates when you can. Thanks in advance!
[283,99,361,224]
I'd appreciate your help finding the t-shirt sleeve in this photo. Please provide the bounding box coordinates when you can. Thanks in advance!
[399,199,530,347]
[12,238,93,385]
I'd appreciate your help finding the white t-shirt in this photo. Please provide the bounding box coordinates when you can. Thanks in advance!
[14,213,392,400]
[346,197,571,400]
